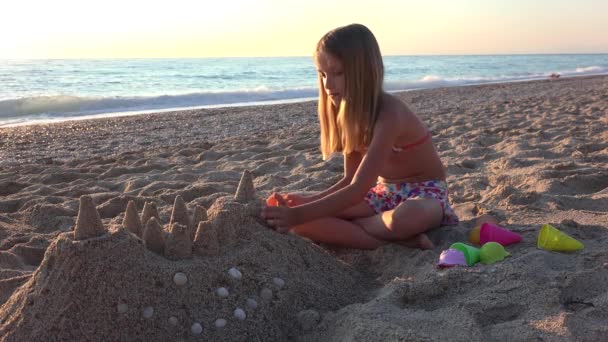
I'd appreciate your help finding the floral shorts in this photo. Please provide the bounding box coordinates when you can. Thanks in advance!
[364,179,459,226]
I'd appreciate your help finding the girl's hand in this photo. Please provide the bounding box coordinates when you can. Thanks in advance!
[262,193,300,233]
[265,192,312,207]
[282,193,313,207]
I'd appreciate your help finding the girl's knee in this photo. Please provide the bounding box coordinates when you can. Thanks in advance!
[387,201,442,238]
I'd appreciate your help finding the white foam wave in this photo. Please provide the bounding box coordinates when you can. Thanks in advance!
[385,65,608,92]
[2,64,607,126]
[0,88,318,119]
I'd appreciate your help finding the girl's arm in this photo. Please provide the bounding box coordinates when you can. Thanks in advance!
[305,151,363,201]
[286,111,400,224]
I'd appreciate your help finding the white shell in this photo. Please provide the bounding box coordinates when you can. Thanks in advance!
[168,316,178,325]
[173,272,188,287]
[215,318,227,328]
[191,322,203,334]
[273,277,285,288]
[234,308,246,320]
[143,306,154,318]
[228,267,242,280]
[260,288,273,301]
[117,303,128,314]
[246,298,258,309]
[216,287,229,297]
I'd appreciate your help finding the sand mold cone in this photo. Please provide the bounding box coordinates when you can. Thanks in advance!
[479,242,510,265]
[437,249,468,268]
[479,223,522,246]
[537,224,584,252]
[449,243,480,266]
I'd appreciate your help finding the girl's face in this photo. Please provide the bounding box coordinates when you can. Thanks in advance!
[316,51,345,107]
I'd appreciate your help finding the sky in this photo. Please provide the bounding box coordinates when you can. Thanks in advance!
[1,0,607,58]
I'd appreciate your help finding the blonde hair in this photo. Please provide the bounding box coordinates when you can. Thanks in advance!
[314,23,384,160]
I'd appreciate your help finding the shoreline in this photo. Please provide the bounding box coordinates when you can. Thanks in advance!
[1,74,607,166]
[2,73,607,129]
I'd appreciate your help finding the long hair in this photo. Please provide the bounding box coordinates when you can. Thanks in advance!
[314,23,384,160]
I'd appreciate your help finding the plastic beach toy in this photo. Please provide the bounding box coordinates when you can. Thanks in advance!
[266,194,292,207]
[468,225,481,245]
[449,242,480,266]
[438,249,468,268]
[479,223,522,246]
[537,224,584,252]
[266,195,280,206]
[479,242,510,265]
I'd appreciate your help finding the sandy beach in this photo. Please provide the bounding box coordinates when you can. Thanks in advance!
[0,75,607,341]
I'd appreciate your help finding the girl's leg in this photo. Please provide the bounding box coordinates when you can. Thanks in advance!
[353,198,443,243]
[289,200,436,250]
[290,217,386,249]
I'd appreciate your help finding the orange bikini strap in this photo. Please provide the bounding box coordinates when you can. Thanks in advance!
[394,131,431,150]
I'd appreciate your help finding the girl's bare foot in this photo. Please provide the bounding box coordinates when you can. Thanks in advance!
[397,233,434,250]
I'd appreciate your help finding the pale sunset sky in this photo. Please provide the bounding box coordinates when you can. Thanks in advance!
[1,0,607,59]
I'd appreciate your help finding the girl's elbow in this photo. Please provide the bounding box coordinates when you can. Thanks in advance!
[348,182,373,201]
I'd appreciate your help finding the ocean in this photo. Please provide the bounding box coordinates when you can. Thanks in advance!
[1,54,607,126]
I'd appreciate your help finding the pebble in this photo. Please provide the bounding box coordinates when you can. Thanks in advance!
[228,267,242,280]
[234,307,246,320]
[273,277,285,288]
[169,316,178,326]
[191,323,203,334]
[143,306,154,319]
[246,298,258,309]
[117,303,128,314]
[215,318,227,328]
[216,287,229,298]
[173,272,188,287]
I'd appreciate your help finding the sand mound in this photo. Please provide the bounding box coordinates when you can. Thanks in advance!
[1,76,607,341]
[0,176,371,341]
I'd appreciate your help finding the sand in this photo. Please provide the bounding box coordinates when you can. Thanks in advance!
[0,75,607,341]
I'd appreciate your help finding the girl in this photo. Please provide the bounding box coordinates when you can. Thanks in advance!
[261,23,459,249]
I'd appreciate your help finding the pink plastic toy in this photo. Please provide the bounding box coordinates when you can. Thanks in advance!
[479,223,522,246]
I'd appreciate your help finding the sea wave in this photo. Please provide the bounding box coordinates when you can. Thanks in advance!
[384,65,608,91]
[1,64,607,125]
[0,88,318,119]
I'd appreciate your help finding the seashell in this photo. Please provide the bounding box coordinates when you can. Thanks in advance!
[246,298,258,310]
[143,306,154,319]
[273,277,285,288]
[260,288,273,301]
[216,287,229,298]
[173,272,188,287]
[117,303,128,314]
[234,308,246,321]
[215,318,227,328]
[191,322,203,334]
[168,316,178,326]
[228,267,242,280]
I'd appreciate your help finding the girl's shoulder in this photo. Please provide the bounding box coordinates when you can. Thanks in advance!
[378,93,418,124]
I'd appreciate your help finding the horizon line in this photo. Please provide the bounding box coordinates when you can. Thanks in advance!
[2,52,608,60]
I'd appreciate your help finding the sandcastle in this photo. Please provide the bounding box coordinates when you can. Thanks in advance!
[0,170,368,341]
